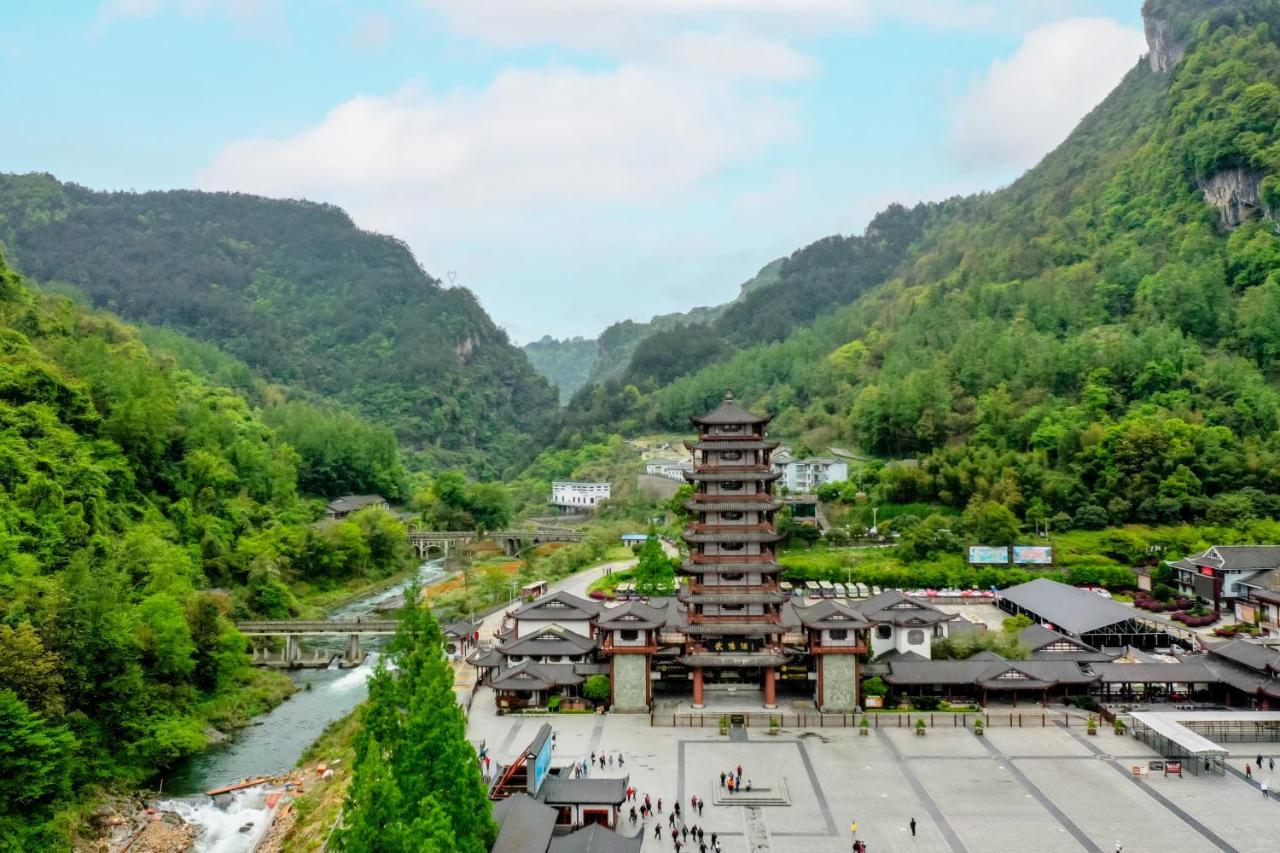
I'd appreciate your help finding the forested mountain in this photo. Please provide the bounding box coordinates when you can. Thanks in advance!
[0,251,413,847]
[521,258,784,400]
[0,175,559,475]
[560,0,1280,530]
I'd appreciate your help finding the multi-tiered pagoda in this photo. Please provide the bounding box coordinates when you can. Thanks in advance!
[678,392,790,709]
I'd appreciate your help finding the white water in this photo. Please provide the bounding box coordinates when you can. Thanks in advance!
[158,788,274,853]
[159,559,444,852]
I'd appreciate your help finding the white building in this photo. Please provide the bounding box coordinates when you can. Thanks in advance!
[772,454,849,493]
[550,480,611,510]
[643,459,693,482]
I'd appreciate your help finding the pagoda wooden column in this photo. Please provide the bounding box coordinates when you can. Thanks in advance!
[763,667,777,709]
[692,666,705,709]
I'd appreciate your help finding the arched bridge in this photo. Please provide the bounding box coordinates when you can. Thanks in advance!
[236,619,399,668]
[407,528,585,559]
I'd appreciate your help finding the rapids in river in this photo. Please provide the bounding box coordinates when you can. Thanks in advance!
[157,559,445,851]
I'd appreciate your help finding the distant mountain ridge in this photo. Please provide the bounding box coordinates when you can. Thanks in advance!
[552,0,1280,531]
[523,258,782,400]
[0,174,559,475]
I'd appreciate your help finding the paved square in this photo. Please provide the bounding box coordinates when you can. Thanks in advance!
[467,690,1280,853]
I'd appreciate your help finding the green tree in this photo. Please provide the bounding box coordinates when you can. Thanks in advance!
[0,690,76,814]
[336,584,495,852]
[631,531,675,595]
[0,623,65,718]
[583,674,611,703]
[961,500,1020,546]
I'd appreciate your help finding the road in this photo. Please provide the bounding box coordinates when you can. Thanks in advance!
[454,543,677,704]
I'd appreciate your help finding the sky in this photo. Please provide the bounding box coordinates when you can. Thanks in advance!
[0,1,1149,343]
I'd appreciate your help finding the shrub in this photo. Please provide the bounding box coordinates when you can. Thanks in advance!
[912,696,943,712]
[547,695,562,712]
[862,676,888,697]
[915,718,927,729]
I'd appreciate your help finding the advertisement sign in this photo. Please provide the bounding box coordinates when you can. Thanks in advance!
[864,696,884,708]
[529,731,553,794]
[1148,760,1165,771]
[654,661,690,679]
[1165,761,1182,776]
[1012,546,1053,565]
[968,546,1010,565]
[779,663,810,681]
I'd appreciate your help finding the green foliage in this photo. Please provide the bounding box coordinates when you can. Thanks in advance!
[961,501,1021,546]
[0,690,76,821]
[523,335,599,403]
[861,676,888,697]
[932,631,1030,661]
[0,173,558,475]
[415,471,513,531]
[1002,614,1033,634]
[0,251,413,841]
[632,531,676,595]
[549,5,1280,530]
[335,584,496,852]
[583,674,611,703]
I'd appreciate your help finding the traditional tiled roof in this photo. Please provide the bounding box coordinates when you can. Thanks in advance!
[514,591,601,622]
[683,621,786,635]
[884,656,1098,689]
[467,647,504,668]
[538,776,628,806]
[596,600,668,630]
[684,439,779,451]
[679,651,790,667]
[1019,624,1115,662]
[682,530,782,544]
[324,494,386,514]
[690,391,770,426]
[1206,639,1280,675]
[1089,662,1215,684]
[793,599,873,630]
[677,588,789,605]
[683,469,782,483]
[443,619,477,639]
[1175,546,1280,572]
[492,794,557,853]
[855,590,955,627]
[550,823,643,853]
[489,661,586,692]
[499,626,598,657]
[684,499,783,513]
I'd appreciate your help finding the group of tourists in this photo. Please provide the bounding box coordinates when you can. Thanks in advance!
[719,764,751,794]
[624,788,720,851]
[1245,753,1276,797]
[572,749,625,778]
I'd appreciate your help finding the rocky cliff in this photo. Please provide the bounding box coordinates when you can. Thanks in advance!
[1144,6,1187,72]
[1199,168,1267,228]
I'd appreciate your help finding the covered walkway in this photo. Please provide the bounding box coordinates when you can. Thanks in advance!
[1127,710,1280,775]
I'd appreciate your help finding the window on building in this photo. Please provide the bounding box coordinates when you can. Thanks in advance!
[907,629,925,645]
[828,629,848,641]
[876,625,892,640]
[722,572,745,581]
[722,481,743,491]
[721,542,744,551]
[722,511,744,521]
[721,450,742,461]
[620,629,639,642]
[723,603,745,611]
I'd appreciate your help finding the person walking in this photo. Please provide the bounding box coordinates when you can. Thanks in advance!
[910,817,916,837]
[1258,753,1264,767]
[1247,763,1253,779]
[720,771,726,788]
[630,806,637,824]
[675,801,682,818]
[697,797,704,816]
[658,798,663,813]
[1271,756,1275,772]
[1114,843,1122,853]
[619,753,625,767]
[682,826,689,842]
[655,825,662,840]
[1262,780,1270,799]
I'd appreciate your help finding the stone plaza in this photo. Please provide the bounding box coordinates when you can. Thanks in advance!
[468,689,1280,853]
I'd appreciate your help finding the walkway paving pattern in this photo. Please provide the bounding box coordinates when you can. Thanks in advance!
[468,693,1280,853]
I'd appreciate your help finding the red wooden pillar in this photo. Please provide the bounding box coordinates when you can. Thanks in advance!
[763,667,777,709]
[692,666,705,709]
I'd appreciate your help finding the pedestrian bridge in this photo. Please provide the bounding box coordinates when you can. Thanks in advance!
[407,528,585,559]
[235,619,400,668]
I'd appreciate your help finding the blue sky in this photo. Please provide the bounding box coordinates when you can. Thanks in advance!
[0,1,1148,342]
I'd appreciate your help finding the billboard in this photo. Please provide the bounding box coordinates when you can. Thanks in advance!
[1012,546,1053,565]
[968,546,1010,565]
[529,729,553,794]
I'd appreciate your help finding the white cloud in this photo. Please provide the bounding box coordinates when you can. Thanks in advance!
[949,17,1146,171]
[347,11,395,53]
[198,65,795,211]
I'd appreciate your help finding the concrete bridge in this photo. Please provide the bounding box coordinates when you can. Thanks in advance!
[236,619,399,668]
[407,528,585,559]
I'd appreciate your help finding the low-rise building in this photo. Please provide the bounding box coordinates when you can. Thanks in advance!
[1167,546,1280,612]
[550,481,611,511]
[1232,567,1280,634]
[323,494,388,520]
[771,453,848,493]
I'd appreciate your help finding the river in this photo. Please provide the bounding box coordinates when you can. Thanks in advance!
[156,559,446,852]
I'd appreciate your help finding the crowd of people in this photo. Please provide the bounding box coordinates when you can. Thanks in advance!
[614,761,758,851]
